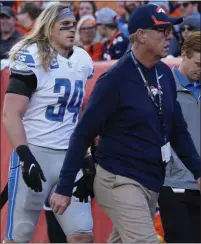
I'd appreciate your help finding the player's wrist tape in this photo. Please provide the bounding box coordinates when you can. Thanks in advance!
[16,145,33,162]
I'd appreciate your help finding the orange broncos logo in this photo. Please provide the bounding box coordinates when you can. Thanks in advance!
[151,15,170,26]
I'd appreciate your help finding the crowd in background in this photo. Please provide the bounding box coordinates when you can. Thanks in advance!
[0,1,201,61]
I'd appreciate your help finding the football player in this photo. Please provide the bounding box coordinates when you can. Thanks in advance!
[2,3,94,243]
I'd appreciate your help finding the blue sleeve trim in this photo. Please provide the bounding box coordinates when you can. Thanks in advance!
[88,69,94,79]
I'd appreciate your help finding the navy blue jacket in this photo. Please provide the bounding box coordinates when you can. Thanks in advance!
[102,31,129,61]
[56,51,201,196]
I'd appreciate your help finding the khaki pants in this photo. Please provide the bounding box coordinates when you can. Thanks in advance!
[94,165,159,243]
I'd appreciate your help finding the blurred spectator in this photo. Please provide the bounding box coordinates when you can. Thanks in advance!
[77,1,96,20]
[59,1,74,8]
[16,2,41,35]
[180,16,200,41]
[175,16,201,56]
[169,2,200,57]
[176,1,200,19]
[116,1,142,38]
[34,1,45,9]
[75,15,104,61]
[148,1,170,13]
[0,6,22,59]
[96,8,129,61]
[169,1,182,17]
[116,2,126,16]
[168,27,180,57]
[170,15,201,57]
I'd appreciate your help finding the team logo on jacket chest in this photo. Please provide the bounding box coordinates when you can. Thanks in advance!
[150,86,163,96]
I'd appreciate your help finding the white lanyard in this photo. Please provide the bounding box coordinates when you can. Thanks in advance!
[130,51,163,110]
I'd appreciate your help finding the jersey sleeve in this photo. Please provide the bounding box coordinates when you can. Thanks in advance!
[86,55,94,80]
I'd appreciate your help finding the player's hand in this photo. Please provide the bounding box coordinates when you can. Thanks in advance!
[50,193,71,215]
[16,145,46,192]
[73,154,96,202]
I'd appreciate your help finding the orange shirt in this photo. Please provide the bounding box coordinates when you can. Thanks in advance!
[169,8,182,18]
[15,21,35,36]
[12,1,24,14]
[84,42,104,61]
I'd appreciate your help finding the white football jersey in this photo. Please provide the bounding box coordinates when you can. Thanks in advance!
[10,44,94,149]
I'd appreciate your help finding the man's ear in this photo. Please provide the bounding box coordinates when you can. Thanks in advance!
[136,29,146,44]
[181,50,187,60]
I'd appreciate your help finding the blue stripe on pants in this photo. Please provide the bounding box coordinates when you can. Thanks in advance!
[6,151,20,240]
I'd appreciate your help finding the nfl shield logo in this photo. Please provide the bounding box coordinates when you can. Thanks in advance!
[68,62,72,68]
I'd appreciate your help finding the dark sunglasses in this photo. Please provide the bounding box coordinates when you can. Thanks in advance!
[147,26,173,37]
[176,2,190,8]
[181,26,195,32]
[0,14,11,19]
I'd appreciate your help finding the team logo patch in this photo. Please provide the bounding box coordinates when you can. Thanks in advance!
[150,86,163,96]
[50,58,59,69]
[156,6,166,14]
[15,50,35,68]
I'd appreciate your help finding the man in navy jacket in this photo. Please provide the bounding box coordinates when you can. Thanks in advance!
[51,4,201,243]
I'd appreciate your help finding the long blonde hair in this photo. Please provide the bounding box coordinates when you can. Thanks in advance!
[9,3,71,70]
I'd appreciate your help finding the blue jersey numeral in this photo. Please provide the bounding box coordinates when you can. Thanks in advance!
[45,78,84,122]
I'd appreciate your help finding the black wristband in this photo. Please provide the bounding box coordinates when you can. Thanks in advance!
[16,145,33,162]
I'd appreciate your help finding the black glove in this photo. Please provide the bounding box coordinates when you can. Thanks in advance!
[16,145,46,192]
[73,154,96,203]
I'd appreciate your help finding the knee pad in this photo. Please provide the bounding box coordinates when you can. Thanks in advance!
[10,221,35,243]
[75,212,93,232]
[66,212,93,236]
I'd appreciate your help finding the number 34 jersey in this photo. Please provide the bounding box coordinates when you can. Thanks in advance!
[10,44,94,149]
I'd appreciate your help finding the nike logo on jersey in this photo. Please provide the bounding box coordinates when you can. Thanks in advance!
[29,164,35,175]
[158,74,163,80]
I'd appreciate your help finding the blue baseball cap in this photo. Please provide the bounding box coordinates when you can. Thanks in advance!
[96,7,117,25]
[128,4,183,35]
[0,6,15,18]
[181,16,200,31]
